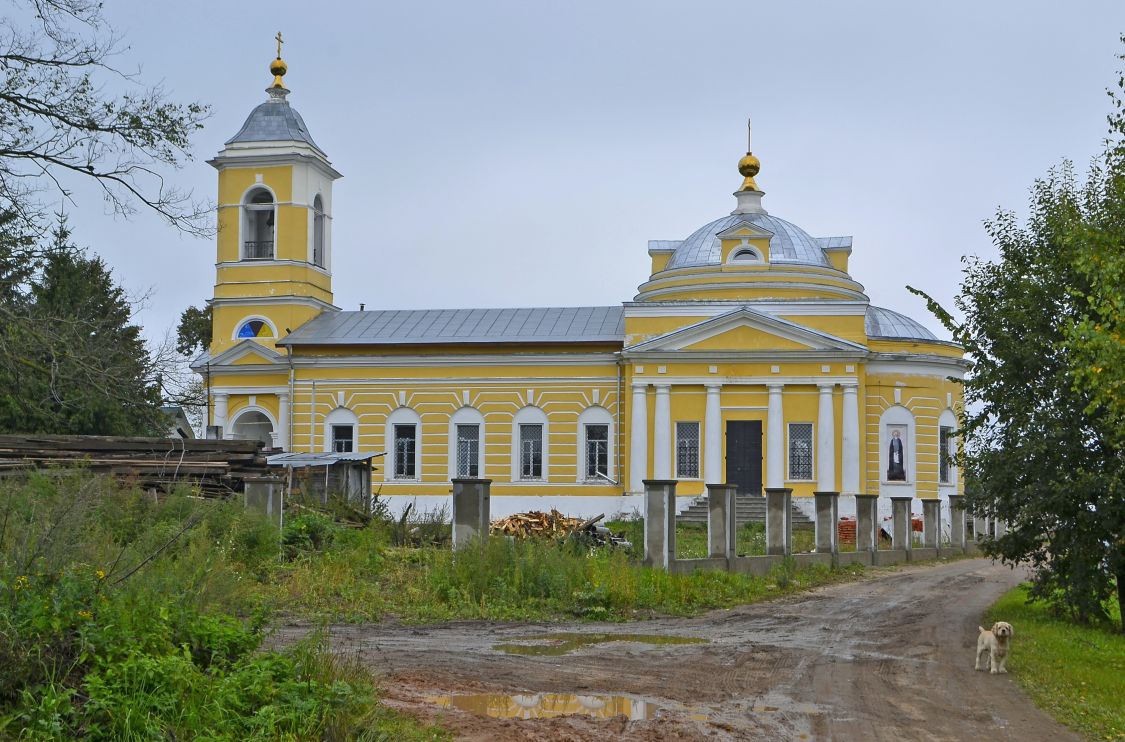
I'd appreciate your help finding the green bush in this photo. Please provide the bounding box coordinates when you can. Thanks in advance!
[282,511,337,559]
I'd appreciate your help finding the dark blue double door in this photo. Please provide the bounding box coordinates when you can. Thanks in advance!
[725,420,763,495]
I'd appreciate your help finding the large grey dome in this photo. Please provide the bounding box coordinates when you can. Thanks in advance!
[666,213,830,269]
[865,306,938,341]
[226,98,320,149]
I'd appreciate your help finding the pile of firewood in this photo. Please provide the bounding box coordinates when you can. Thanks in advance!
[490,510,632,550]
[0,435,271,497]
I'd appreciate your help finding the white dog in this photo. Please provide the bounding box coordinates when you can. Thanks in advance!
[975,622,1013,674]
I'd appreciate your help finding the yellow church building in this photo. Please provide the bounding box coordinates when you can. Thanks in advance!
[192,52,966,520]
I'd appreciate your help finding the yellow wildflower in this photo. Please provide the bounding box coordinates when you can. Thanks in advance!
[77,610,92,620]
[95,569,106,580]
[13,575,29,590]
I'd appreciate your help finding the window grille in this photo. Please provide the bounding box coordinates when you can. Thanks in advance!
[312,195,325,267]
[585,424,609,479]
[393,424,416,479]
[519,424,543,479]
[788,423,813,480]
[456,424,480,477]
[331,424,354,453]
[675,422,700,478]
[939,425,953,484]
[243,188,275,260]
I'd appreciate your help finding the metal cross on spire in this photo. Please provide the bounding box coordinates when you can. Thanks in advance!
[747,116,752,153]
[275,31,284,59]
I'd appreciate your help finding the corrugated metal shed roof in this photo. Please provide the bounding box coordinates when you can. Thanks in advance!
[865,306,938,341]
[267,452,379,467]
[278,306,626,346]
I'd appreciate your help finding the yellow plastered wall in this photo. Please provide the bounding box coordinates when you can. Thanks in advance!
[286,368,623,497]
[863,372,964,499]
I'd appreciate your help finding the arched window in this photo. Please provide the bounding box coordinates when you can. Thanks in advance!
[243,187,275,260]
[727,245,764,264]
[448,406,485,479]
[577,406,613,482]
[234,316,276,340]
[511,406,549,482]
[324,407,359,453]
[312,194,326,268]
[385,407,422,481]
[938,408,958,488]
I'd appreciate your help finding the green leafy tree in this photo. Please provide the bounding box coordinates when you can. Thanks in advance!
[176,304,212,357]
[910,52,1125,630]
[0,216,162,434]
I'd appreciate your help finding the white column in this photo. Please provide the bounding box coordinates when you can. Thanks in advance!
[653,384,673,479]
[629,383,649,493]
[840,383,859,494]
[817,383,836,491]
[213,392,228,437]
[704,383,723,484]
[766,383,785,488]
[277,392,290,451]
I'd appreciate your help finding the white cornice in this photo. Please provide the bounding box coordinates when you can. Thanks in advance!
[626,307,868,353]
[634,282,869,302]
[623,300,869,317]
[210,296,337,311]
[288,353,621,368]
[623,349,868,362]
[216,259,332,278]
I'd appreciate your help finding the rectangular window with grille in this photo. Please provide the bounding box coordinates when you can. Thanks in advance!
[519,423,543,479]
[788,422,814,481]
[331,424,354,453]
[393,424,416,479]
[456,424,480,478]
[585,424,609,480]
[939,425,954,484]
[676,422,700,479]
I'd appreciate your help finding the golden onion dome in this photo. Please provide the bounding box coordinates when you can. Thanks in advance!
[738,152,761,192]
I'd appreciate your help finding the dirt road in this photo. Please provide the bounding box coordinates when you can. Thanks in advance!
[276,559,1080,741]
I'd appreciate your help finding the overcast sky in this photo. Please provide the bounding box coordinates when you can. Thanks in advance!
[61,1,1125,344]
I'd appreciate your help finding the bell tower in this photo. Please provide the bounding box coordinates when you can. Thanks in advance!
[207,34,342,356]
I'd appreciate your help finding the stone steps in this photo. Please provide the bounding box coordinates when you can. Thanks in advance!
[676,494,815,528]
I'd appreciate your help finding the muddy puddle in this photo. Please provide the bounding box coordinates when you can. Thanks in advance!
[493,632,707,656]
[429,692,711,721]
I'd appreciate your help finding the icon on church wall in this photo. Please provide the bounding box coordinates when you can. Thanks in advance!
[886,425,908,481]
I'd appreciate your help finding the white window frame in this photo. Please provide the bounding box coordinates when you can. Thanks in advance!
[312,193,326,268]
[240,185,277,260]
[231,315,278,341]
[878,404,916,495]
[577,406,614,483]
[385,406,422,482]
[447,406,486,480]
[786,421,815,482]
[510,406,549,483]
[674,421,701,480]
[323,406,359,454]
[938,408,958,488]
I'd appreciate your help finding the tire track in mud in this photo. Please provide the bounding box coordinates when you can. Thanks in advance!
[274,559,1080,741]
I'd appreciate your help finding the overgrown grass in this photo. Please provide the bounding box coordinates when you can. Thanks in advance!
[0,472,446,741]
[264,519,865,623]
[985,584,1125,741]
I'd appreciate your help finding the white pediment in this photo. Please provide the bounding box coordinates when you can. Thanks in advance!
[202,340,284,368]
[625,307,867,353]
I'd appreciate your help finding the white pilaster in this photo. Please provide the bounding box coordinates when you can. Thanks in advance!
[277,392,290,451]
[841,383,859,494]
[704,383,723,484]
[766,383,785,488]
[213,393,229,436]
[653,384,672,480]
[817,383,836,491]
[629,383,649,493]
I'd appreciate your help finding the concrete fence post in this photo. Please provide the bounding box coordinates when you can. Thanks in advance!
[643,479,677,570]
[947,494,966,550]
[706,483,738,560]
[922,499,941,549]
[764,487,793,556]
[451,478,491,549]
[854,494,879,553]
[814,491,840,555]
[890,496,913,553]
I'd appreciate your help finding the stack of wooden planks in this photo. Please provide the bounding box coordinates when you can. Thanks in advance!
[0,435,271,497]
[491,509,586,538]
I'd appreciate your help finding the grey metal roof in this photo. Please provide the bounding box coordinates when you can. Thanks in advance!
[278,306,626,346]
[865,306,938,341]
[267,452,379,468]
[226,98,321,149]
[665,213,833,269]
[816,236,853,250]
